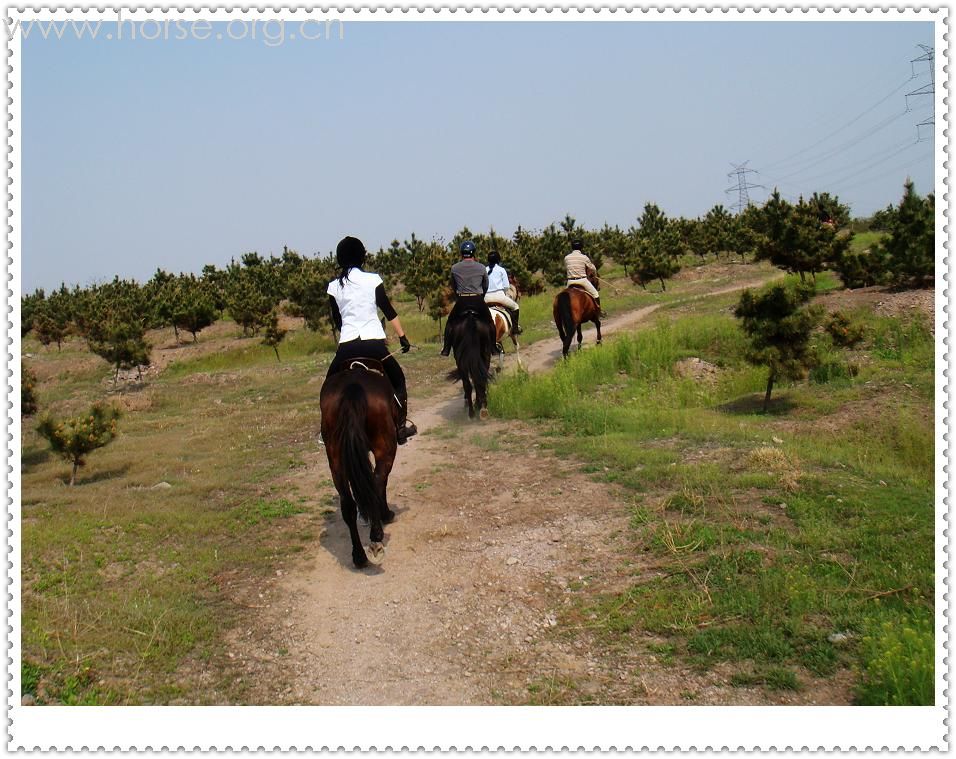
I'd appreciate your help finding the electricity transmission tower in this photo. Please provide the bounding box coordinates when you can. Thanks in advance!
[725,162,764,214]
[906,44,934,141]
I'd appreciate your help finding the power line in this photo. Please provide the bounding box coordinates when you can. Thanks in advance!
[828,145,933,194]
[724,162,764,213]
[757,74,917,174]
[782,137,920,187]
[747,56,921,164]
[771,105,921,180]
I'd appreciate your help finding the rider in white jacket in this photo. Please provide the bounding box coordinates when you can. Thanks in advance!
[483,250,521,336]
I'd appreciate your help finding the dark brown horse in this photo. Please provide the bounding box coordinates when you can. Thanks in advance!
[553,285,602,358]
[446,310,494,419]
[320,363,398,568]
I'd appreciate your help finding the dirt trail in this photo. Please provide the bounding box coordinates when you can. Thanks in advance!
[226,274,836,706]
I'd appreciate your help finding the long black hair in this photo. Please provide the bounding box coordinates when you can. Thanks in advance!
[336,236,367,285]
[487,249,501,275]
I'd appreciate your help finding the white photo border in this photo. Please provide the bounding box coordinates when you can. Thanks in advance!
[4,5,949,751]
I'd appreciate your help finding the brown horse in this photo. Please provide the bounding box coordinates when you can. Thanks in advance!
[320,362,398,568]
[553,286,602,358]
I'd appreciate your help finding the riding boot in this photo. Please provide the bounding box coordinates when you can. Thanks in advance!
[440,319,452,357]
[596,297,607,318]
[510,308,523,336]
[395,387,417,445]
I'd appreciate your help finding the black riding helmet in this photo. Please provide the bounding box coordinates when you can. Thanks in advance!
[571,239,584,251]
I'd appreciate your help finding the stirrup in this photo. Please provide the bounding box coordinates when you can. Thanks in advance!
[397,421,418,444]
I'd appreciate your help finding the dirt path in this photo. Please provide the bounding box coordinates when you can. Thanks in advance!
[225,273,839,706]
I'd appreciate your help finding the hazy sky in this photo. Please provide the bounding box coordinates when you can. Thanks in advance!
[22,19,936,293]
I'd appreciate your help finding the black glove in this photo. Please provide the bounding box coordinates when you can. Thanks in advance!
[400,335,411,353]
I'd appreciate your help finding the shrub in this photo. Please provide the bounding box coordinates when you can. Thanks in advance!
[36,403,121,485]
[857,618,934,705]
[824,310,866,348]
[21,361,38,416]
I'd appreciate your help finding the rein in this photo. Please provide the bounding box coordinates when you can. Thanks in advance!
[596,276,626,294]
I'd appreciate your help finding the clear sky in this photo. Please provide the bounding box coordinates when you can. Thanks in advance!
[22,19,936,293]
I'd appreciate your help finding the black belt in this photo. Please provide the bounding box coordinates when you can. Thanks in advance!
[456,292,483,297]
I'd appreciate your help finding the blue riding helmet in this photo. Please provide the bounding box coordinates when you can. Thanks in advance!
[460,240,476,257]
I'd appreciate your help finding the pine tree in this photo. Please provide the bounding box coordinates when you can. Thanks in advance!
[627,203,682,290]
[703,205,734,260]
[82,278,152,380]
[734,281,821,411]
[225,268,273,336]
[879,180,935,287]
[261,309,288,361]
[37,403,121,485]
[753,191,848,281]
[172,275,218,342]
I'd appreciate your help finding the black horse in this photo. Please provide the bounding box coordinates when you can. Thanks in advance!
[320,363,398,568]
[446,311,495,419]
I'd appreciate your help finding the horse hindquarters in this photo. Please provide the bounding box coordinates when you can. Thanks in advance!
[335,382,386,567]
[554,291,576,358]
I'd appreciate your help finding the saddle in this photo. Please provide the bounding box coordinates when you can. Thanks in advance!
[336,357,386,377]
[568,283,599,305]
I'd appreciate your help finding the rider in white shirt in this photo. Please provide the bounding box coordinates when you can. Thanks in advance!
[326,236,417,445]
[483,250,521,336]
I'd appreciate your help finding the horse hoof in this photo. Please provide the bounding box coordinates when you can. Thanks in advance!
[479,408,489,421]
[366,542,386,565]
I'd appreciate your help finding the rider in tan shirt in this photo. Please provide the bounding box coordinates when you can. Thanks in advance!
[565,240,605,316]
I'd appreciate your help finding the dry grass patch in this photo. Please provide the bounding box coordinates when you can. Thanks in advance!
[746,446,802,492]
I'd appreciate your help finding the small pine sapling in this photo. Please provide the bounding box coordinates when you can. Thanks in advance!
[36,403,121,485]
[262,309,287,361]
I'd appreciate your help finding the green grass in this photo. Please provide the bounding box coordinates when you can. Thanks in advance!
[489,279,935,703]
[21,339,334,704]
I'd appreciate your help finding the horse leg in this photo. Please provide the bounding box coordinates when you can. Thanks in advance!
[462,372,475,418]
[374,453,396,526]
[576,325,584,351]
[332,467,368,568]
[477,374,489,420]
[595,317,603,345]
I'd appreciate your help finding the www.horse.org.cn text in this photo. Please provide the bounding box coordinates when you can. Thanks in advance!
[5,14,346,46]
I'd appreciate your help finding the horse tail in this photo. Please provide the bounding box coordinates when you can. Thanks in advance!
[337,382,382,526]
[556,291,575,342]
[466,312,493,388]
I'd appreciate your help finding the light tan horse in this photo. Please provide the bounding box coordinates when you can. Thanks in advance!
[490,283,522,372]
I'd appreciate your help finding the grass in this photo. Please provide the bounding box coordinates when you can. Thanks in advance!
[19,256,931,706]
[489,276,935,704]
[20,331,334,703]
